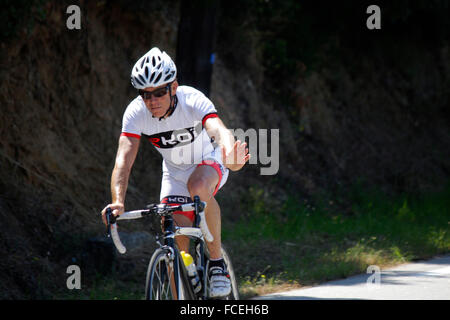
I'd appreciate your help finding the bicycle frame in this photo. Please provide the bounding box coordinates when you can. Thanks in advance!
[160,214,183,299]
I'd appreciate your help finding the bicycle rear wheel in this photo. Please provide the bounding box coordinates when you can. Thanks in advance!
[145,248,194,300]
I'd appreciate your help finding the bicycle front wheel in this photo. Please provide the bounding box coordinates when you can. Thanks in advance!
[145,247,194,300]
[221,244,240,300]
[202,244,240,300]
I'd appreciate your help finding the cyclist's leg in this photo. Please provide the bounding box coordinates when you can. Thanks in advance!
[188,145,229,258]
[187,165,222,259]
[187,161,232,298]
[173,215,191,253]
[160,174,195,254]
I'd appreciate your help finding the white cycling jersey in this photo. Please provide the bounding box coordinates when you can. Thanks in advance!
[122,86,221,168]
[121,85,229,206]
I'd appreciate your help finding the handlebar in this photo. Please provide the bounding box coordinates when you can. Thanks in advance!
[105,196,213,254]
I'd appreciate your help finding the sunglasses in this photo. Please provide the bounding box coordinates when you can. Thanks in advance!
[139,84,170,100]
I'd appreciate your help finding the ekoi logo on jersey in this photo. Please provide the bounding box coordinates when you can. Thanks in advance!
[145,124,202,149]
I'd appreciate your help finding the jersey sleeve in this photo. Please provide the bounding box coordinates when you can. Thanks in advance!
[121,101,144,139]
[191,90,219,127]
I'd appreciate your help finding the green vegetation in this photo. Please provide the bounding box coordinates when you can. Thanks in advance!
[224,183,450,298]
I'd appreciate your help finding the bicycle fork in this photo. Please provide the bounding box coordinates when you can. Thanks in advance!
[194,240,209,300]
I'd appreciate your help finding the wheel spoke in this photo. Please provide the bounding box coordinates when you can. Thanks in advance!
[148,252,176,300]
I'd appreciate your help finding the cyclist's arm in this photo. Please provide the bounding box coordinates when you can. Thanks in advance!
[204,117,234,152]
[112,135,140,204]
[204,117,250,171]
[102,135,140,222]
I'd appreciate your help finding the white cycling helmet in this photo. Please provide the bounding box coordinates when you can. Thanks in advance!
[130,47,177,89]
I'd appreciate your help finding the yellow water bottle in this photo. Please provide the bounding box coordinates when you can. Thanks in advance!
[180,251,201,294]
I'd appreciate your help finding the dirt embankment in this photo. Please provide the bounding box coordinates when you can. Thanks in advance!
[1,1,449,298]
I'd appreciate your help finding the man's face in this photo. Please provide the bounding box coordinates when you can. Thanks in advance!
[140,81,178,118]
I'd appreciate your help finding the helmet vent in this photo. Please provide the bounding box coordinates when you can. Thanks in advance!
[154,72,162,84]
[133,77,143,87]
[149,72,156,83]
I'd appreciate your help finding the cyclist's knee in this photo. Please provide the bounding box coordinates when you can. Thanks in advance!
[187,176,214,200]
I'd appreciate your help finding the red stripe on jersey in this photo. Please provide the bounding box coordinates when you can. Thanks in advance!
[202,113,219,127]
[121,132,141,139]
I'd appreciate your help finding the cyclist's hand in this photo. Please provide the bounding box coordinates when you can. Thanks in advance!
[222,140,251,171]
[101,203,124,225]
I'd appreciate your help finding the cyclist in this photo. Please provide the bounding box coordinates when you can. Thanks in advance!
[101,47,250,298]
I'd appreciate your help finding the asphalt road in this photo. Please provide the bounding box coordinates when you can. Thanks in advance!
[254,254,450,300]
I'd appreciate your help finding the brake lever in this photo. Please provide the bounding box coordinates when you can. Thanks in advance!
[105,207,116,237]
[193,195,205,212]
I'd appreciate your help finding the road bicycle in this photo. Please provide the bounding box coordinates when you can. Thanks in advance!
[105,195,239,300]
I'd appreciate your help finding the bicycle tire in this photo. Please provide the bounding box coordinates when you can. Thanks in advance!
[145,248,194,300]
[221,244,240,300]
